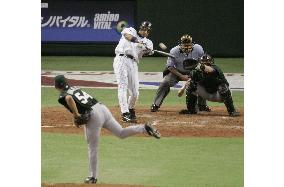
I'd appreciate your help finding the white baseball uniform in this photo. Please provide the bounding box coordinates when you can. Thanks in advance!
[113,27,153,114]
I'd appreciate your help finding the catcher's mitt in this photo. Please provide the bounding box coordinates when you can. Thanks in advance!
[183,58,199,70]
[74,112,91,127]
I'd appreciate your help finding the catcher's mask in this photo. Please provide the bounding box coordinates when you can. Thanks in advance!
[183,58,199,71]
[54,75,69,90]
[180,34,193,53]
[199,54,214,65]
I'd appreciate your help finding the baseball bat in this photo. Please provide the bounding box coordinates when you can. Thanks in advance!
[144,42,175,58]
[178,83,186,97]
[153,50,176,58]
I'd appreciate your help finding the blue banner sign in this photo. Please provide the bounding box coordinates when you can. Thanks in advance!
[41,0,135,42]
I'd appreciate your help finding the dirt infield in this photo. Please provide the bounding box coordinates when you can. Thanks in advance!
[42,106,243,137]
[42,105,243,187]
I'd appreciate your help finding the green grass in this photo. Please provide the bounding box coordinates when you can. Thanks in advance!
[42,133,243,187]
[41,56,243,73]
[42,87,243,108]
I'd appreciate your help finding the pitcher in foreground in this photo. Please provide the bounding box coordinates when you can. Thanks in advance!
[54,75,161,184]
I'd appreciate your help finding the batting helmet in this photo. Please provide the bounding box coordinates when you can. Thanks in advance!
[180,34,193,53]
[54,75,69,90]
[199,54,214,65]
[140,21,152,31]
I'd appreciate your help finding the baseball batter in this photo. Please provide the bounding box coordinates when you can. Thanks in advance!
[179,54,240,116]
[113,21,153,122]
[150,34,210,112]
[54,75,161,184]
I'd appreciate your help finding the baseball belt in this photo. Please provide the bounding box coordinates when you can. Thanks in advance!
[119,54,135,60]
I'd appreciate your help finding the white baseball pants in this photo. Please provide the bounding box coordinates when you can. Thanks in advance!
[113,55,139,114]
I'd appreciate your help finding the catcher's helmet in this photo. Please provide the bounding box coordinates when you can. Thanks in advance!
[183,58,199,71]
[199,54,214,65]
[140,21,152,31]
[180,34,193,53]
[54,75,69,90]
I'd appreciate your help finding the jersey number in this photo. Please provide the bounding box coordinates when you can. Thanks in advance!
[74,91,92,104]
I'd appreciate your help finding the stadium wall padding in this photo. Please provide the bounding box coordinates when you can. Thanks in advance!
[41,0,243,57]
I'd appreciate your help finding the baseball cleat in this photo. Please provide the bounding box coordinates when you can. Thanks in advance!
[84,177,97,184]
[198,105,211,112]
[122,112,136,123]
[179,109,197,115]
[129,108,136,120]
[229,111,240,117]
[145,122,161,139]
[150,104,159,112]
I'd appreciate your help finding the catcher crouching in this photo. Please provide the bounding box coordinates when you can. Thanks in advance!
[54,75,161,184]
[179,54,240,117]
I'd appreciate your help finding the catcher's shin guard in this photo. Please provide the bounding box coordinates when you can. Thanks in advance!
[185,88,198,113]
[218,84,239,116]
[197,96,211,112]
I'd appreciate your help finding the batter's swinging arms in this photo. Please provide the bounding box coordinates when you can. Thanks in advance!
[113,21,154,122]
[54,75,161,184]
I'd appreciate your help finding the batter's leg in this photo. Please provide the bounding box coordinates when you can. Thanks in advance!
[113,56,129,114]
[127,61,139,111]
[151,73,179,111]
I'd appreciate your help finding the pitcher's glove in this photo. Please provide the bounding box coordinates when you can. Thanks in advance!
[74,112,91,127]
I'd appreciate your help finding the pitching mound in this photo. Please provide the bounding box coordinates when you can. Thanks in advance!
[42,106,243,137]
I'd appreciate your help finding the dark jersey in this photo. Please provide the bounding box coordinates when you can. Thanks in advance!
[190,64,229,93]
[58,86,98,114]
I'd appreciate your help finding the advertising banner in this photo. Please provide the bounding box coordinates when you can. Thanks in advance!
[41,0,135,42]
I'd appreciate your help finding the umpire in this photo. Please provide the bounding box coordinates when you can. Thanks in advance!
[180,54,240,117]
[150,34,210,112]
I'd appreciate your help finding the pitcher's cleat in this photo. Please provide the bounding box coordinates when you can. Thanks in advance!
[145,122,161,139]
[84,177,97,184]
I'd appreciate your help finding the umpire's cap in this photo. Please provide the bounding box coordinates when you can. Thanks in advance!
[54,75,69,90]
[140,21,152,30]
